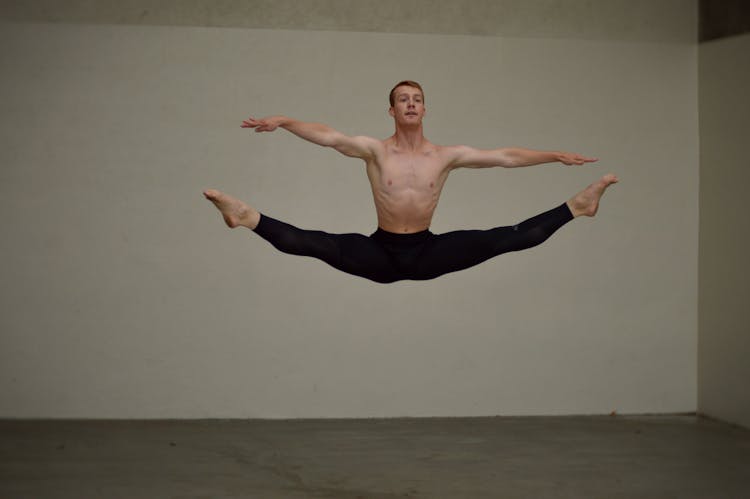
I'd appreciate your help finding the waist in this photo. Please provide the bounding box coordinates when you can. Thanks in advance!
[371,227,433,245]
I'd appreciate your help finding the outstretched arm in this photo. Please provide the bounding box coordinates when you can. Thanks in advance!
[242,116,379,160]
[448,145,597,169]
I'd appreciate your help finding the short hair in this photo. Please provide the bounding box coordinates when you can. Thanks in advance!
[389,80,424,107]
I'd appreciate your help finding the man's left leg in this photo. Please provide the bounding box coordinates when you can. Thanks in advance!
[413,174,618,280]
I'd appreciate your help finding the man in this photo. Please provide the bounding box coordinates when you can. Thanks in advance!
[205,80,618,283]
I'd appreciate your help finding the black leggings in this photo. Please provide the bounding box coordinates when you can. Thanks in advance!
[253,203,574,283]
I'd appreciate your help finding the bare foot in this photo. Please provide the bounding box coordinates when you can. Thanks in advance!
[203,189,260,229]
[567,174,619,217]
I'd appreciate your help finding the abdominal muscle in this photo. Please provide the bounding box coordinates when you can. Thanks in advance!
[372,189,438,233]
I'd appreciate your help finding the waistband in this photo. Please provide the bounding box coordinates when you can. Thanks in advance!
[370,227,433,244]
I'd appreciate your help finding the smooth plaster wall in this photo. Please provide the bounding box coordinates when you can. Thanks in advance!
[0,22,698,418]
[698,33,750,429]
[0,0,697,42]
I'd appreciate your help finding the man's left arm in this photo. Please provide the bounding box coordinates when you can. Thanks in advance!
[448,145,597,169]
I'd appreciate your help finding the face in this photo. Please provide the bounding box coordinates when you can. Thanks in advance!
[389,85,425,125]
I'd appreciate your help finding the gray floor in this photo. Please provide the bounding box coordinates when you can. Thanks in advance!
[1,415,749,499]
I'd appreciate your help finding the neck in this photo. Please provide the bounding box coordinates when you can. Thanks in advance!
[393,124,425,151]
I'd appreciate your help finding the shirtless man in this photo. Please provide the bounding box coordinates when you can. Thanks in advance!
[205,80,618,283]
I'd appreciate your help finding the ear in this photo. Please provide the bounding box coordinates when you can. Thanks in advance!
[388,107,395,117]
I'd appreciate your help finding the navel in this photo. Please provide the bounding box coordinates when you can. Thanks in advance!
[387,180,393,186]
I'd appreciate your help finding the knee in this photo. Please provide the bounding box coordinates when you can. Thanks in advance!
[514,226,550,249]
[272,232,306,255]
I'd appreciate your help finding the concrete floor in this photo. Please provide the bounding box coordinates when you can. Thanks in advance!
[1,415,749,499]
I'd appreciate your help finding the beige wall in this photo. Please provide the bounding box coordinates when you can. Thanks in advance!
[698,33,750,429]
[0,2,700,418]
[0,0,696,42]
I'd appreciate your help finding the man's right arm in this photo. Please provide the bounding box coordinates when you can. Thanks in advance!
[242,115,379,161]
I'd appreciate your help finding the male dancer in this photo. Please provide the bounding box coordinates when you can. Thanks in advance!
[205,80,618,283]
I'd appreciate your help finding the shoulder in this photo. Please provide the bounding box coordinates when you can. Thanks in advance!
[346,134,386,158]
[438,144,469,155]
[437,144,474,166]
[354,135,386,152]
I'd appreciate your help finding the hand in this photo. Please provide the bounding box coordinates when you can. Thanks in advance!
[241,116,285,132]
[557,152,598,166]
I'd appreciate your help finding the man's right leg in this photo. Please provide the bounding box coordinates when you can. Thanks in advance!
[204,190,399,283]
[204,189,261,229]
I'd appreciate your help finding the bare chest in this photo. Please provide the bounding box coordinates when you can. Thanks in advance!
[372,148,449,194]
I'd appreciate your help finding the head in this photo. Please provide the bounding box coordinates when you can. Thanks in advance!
[389,80,424,107]
[388,80,426,125]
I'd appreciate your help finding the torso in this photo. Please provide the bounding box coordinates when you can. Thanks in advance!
[366,137,455,233]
